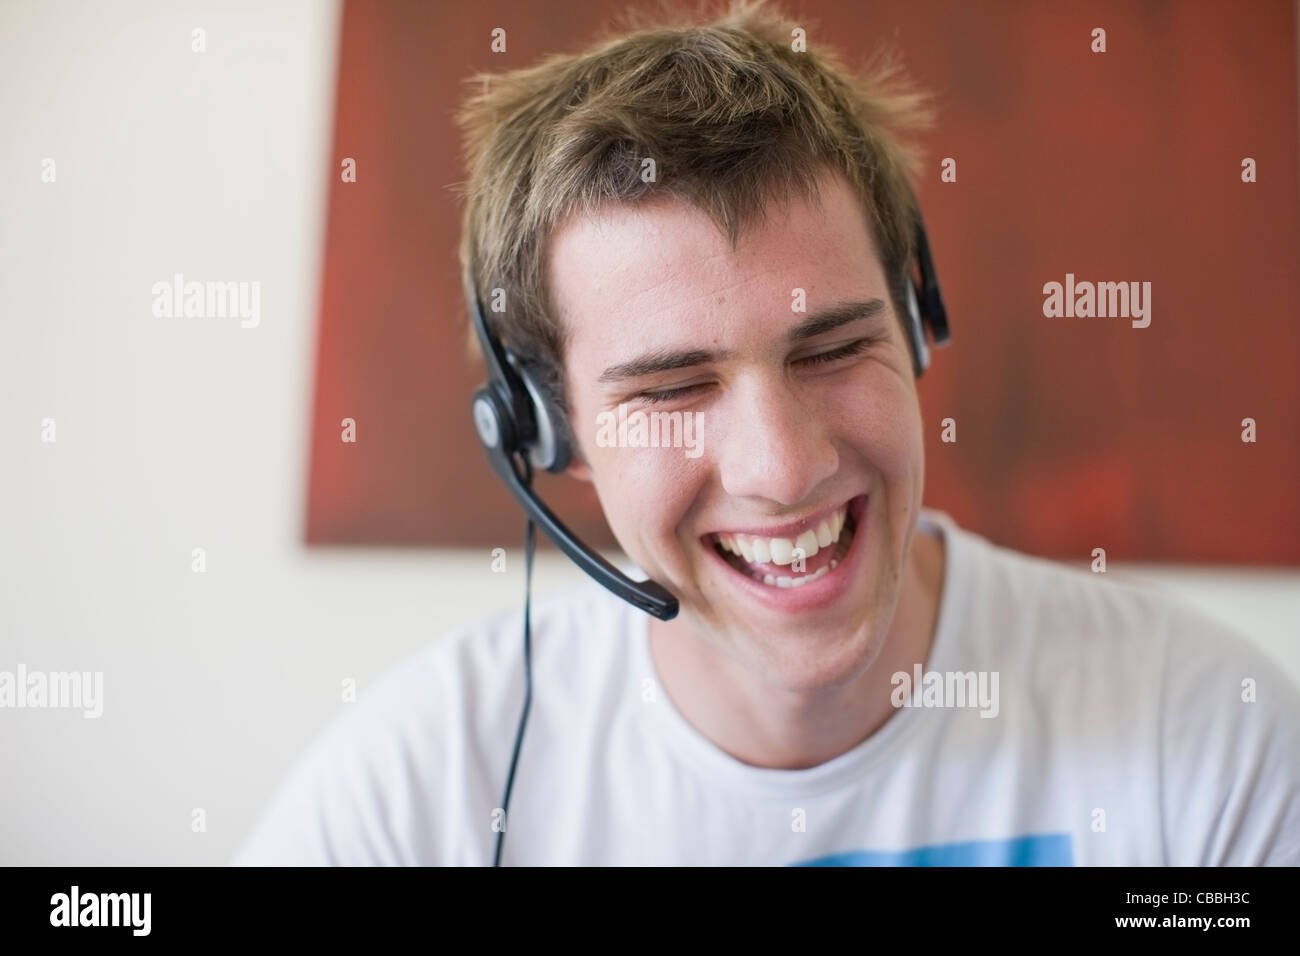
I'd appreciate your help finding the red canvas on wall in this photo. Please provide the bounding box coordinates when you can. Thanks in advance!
[305,0,1300,563]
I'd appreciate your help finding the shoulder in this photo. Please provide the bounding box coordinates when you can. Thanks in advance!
[931,510,1300,863]
[929,510,1176,673]
[938,509,1294,702]
[1153,600,1300,864]
[231,576,636,866]
[950,514,1294,691]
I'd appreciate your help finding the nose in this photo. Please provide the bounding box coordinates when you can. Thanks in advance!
[716,374,839,508]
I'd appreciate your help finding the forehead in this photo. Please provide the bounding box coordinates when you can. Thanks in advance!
[546,169,886,362]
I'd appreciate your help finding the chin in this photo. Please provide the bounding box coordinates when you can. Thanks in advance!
[737,613,885,693]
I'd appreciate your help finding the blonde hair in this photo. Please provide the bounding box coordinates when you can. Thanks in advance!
[452,0,934,415]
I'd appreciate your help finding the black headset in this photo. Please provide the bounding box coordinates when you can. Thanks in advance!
[466,264,681,619]
[466,198,950,864]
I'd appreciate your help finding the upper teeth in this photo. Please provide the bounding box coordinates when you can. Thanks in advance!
[716,506,848,566]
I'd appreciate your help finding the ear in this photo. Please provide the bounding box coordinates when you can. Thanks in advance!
[565,455,593,483]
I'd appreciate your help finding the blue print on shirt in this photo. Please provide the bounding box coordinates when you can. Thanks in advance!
[790,832,1073,866]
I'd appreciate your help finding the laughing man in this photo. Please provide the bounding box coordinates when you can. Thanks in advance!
[233,0,1300,867]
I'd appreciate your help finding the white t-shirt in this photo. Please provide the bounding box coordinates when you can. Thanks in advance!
[231,509,1300,866]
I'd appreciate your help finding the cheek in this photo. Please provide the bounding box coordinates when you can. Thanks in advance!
[823,369,921,475]
[589,447,703,552]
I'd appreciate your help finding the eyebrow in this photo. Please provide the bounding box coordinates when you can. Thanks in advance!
[597,298,888,383]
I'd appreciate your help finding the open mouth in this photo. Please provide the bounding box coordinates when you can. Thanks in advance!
[707,497,861,589]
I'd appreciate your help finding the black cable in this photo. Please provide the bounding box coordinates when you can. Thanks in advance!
[493,489,536,866]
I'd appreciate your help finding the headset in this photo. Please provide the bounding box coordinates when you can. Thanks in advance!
[466,196,950,865]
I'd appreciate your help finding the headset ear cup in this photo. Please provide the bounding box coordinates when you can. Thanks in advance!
[472,386,518,455]
[539,393,572,474]
[528,377,571,473]
[508,356,571,473]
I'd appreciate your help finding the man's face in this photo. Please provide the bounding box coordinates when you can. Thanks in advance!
[549,168,927,691]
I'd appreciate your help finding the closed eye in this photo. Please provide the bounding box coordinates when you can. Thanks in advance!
[633,336,878,405]
[794,336,876,367]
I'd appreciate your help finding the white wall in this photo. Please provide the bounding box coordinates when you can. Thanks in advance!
[1,0,1297,866]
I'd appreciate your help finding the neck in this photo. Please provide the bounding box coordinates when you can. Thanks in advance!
[648,522,946,770]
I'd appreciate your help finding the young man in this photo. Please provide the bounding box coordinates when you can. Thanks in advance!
[233,0,1300,866]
